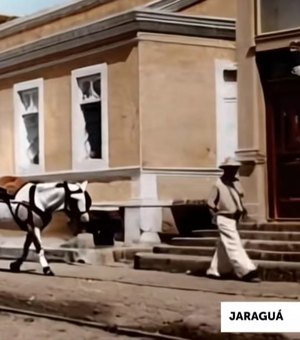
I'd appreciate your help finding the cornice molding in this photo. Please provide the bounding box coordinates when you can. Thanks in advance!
[137,10,235,29]
[0,38,137,80]
[0,0,114,40]
[235,148,266,164]
[256,28,300,52]
[142,166,222,176]
[137,32,235,48]
[2,165,223,183]
[0,0,225,42]
[5,166,140,183]
[0,33,235,80]
[145,0,204,12]
[0,10,235,73]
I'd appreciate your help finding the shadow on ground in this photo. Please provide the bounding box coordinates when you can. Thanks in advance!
[161,320,294,340]
[0,290,113,326]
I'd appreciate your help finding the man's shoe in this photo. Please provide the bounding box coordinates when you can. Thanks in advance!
[206,273,222,280]
[241,270,261,283]
[207,275,222,280]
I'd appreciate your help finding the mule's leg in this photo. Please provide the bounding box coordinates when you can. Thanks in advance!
[32,227,54,276]
[10,232,33,272]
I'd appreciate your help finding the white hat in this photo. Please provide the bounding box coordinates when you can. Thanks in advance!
[219,156,241,169]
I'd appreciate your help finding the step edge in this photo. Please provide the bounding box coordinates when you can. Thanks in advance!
[135,253,300,267]
[155,245,300,255]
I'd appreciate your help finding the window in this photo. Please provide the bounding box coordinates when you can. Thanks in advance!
[223,70,237,82]
[258,0,300,34]
[13,78,44,174]
[71,64,108,170]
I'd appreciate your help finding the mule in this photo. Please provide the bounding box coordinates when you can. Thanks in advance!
[0,180,91,276]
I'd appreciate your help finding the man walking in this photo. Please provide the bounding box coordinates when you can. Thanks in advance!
[206,157,260,282]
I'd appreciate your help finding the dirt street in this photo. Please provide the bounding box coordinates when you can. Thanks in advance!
[0,312,142,340]
[0,260,298,339]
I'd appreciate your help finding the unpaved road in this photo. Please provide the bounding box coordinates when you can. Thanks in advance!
[0,312,145,340]
[0,261,298,340]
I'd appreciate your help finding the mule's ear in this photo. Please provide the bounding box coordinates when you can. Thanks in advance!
[79,180,88,191]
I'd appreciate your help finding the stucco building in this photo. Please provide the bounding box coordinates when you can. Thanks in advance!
[0,0,237,244]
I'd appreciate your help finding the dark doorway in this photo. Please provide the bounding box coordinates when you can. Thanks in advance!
[257,48,300,218]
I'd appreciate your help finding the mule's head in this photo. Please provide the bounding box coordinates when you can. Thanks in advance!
[56,181,92,224]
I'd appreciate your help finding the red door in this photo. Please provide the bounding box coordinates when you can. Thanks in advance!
[267,84,300,218]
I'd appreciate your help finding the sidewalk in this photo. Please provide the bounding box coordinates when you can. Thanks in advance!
[0,233,152,266]
[0,260,298,339]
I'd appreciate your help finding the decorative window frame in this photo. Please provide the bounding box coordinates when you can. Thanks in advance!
[71,63,108,171]
[255,0,261,35]
[255,0,300,36]
[13,78,45,175]
[215,59,238,166]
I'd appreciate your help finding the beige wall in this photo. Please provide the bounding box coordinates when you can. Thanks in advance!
[139,36,235,168]
[0,44,140,173]
[0,0,150,52]
[44,76,72,171]
[108,46,140,168]
[87,180,132,202]
[182,0,237,19]
[158,175,216,200]
[0,88,14,174]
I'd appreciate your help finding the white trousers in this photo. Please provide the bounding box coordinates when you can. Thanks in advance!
[206,215,256,278]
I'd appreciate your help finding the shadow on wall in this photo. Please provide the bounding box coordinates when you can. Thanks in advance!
[170,200,216,237]
[84,202,215,246]
[85,208,124,246]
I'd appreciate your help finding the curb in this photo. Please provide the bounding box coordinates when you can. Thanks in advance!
[0,246,114,265]
[0,245,153,266]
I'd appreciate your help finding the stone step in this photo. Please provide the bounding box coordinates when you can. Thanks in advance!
[239,221,300,231]
[191,230,219,237]
[134,252,300,282]
[170,237,300,252]
[170,237,217,247]
[153,245,300,262]
[135,253,211,274]
[192,229,300,241]
[238,221,257,230]
[154,245,215,257]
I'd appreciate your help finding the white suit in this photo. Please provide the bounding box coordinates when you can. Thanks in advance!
[206,177,257,278]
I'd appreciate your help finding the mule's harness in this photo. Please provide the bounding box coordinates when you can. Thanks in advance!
[0,184,51,231]
[56,181,89,217]
[0,182,89,231]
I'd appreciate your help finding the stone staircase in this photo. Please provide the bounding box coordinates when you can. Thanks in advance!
[134,221,300,282]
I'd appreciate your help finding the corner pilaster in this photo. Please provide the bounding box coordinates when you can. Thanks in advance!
[124,173,162,245]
